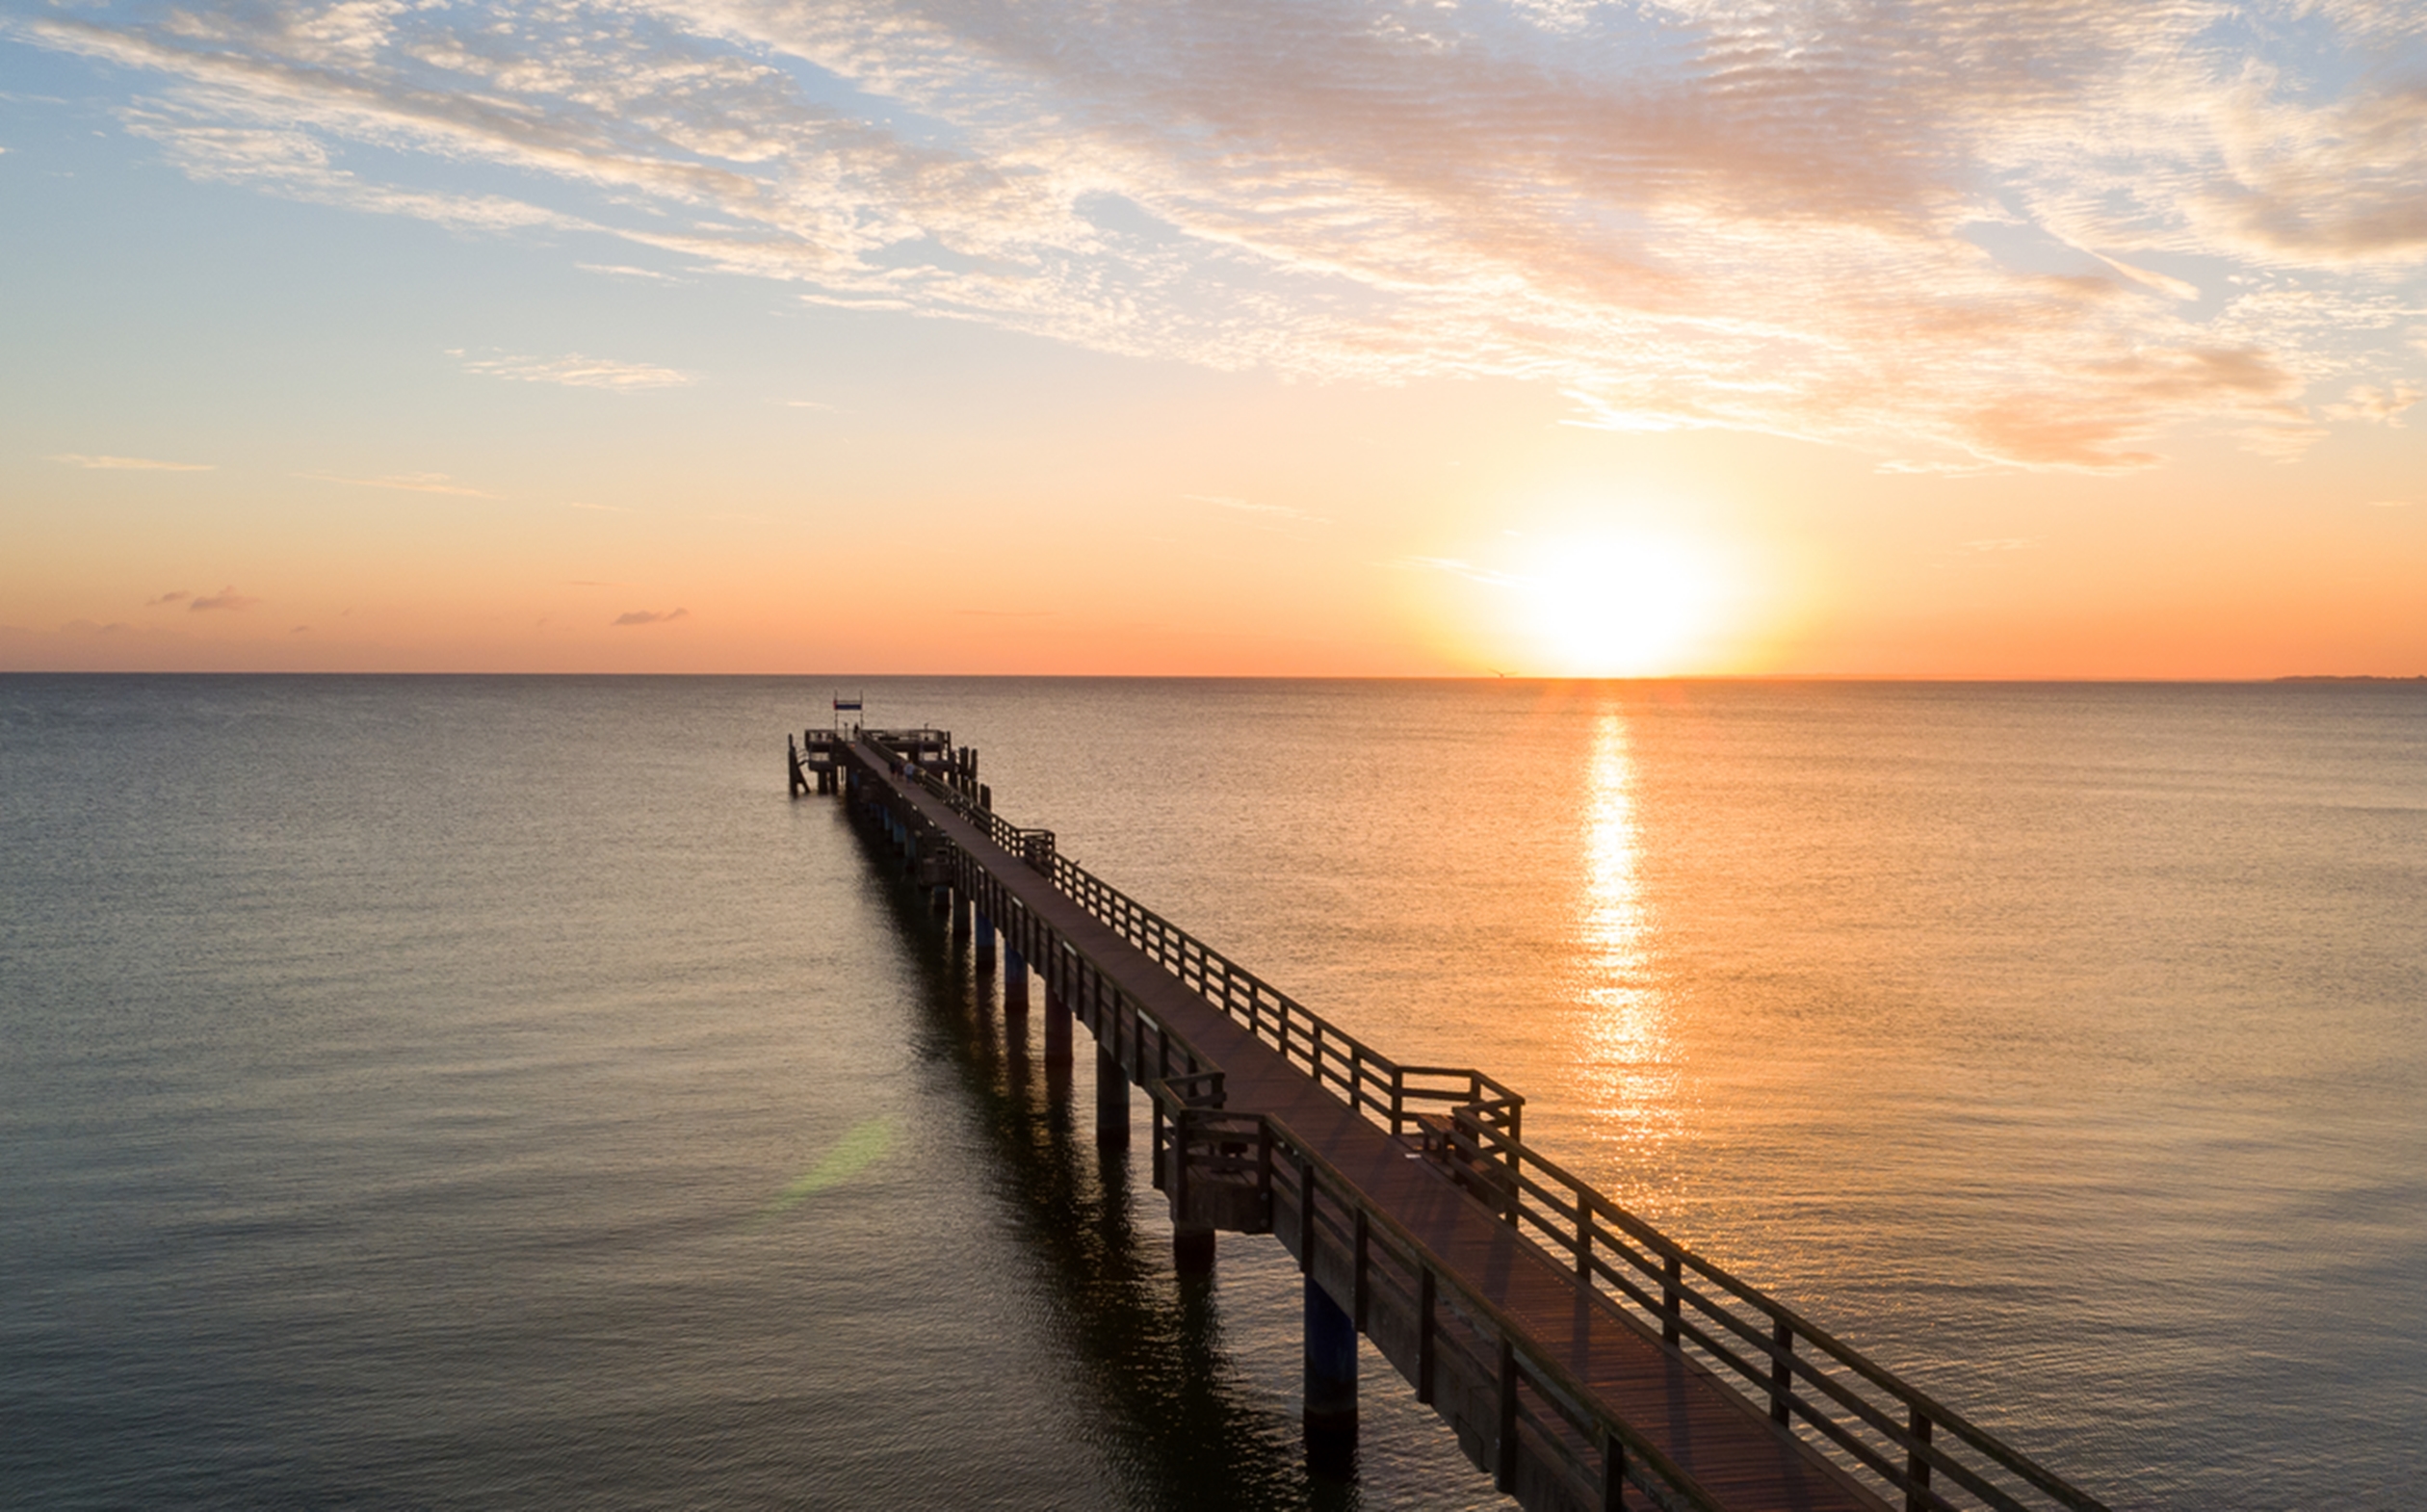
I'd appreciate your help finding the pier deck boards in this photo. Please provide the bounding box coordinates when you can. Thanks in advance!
[860,750,1883,1512]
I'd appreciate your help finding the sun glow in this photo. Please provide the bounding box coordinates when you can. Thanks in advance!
[1520,535,1730,677]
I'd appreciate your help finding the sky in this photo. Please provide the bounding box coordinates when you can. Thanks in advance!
[3,0,2423,676]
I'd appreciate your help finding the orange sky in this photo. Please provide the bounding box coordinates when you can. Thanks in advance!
[5,1,2423,677]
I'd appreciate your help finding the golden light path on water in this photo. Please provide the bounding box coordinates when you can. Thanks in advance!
[1575,709,1685,1207]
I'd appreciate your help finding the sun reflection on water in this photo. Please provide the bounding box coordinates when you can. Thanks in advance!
[1576,709,1683,1195]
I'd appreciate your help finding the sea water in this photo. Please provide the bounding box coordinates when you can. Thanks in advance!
[3,676,2420,1509]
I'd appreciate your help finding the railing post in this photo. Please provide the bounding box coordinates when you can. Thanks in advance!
[1258,1121,1274,1230]
[1601,1425,1628,1512]
[1298,1160,1317,1274]
[1906,1408,1933,1512]
[1390,1065,1404,1135]
[1096,1043,1130,1150]
[1770,1318,1793,1425]
[1042,981,1072,1068]
[1348,1045,1363,1113]
[1505,1134,1520,1224]
[1352,1209,1370,1331]
[1662,1255,1682,1345]
[1172,1106,1214,1277]
[1578,1204,1593,1279]
[1166,1106,1185,1204]
[1495,1334,1520,1493]
[1151,1093,1166,1189]
[1416,1265,1437,1405]
[1005,946,1029,1014]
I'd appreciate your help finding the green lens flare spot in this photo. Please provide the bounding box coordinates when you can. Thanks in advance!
[753,1115,894,1225]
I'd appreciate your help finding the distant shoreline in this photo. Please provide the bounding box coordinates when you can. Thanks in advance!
[2276,674,2427,683]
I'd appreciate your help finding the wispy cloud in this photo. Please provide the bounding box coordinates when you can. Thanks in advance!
[1182,494,1330,524]
[452,350,693,391]
[612,607,689,626]
[2323,383,2423,427]
[1396,556,1527,588]
[300,470,495,497]
[146,590,190,607]
[51,453,213,471]
[17,0,2427,470]
[189,586,258,612]
[577,263,686,283]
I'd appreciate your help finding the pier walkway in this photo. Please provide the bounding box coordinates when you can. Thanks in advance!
[800,727,2106,1512]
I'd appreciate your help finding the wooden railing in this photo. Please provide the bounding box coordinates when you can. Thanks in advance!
[887,743,1522,1143]
[1048,853,1525,1143]
[1147,1086,1723,1512]
[1438,1114,2107,1512]
[871,737,1057,872]
[871,742,2107,1512]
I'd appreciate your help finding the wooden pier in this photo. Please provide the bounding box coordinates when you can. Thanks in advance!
[797,726,2108,1512]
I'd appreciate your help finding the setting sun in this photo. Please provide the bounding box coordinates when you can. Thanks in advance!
[1519,535,1732,677]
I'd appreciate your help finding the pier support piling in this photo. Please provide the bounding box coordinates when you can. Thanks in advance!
[1095,1044,1131,1149]
[975,910,995,968]
[1173,1223,1215,1277]
[1005,948,1030,1012]
[1043,986,1073,1069]
[1305,1276,1359,1473]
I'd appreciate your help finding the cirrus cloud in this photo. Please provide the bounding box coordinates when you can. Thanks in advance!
[299,470,496,497]
[2323,382,2423,427]
[451,349,695,390]
[50,453,215,471]
[13,0,2427,472]
[612,607,690,626]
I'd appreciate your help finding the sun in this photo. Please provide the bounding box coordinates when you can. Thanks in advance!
[1520,534,1728,677]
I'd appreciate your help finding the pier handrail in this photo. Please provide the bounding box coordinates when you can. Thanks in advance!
[1049,856,1527,1137]
[1439,1110,2108,1512]
[1258,1103,1726,1512]
[871,737,1060,874]
[871,741,2106,1512]
[888,746,1525,1142]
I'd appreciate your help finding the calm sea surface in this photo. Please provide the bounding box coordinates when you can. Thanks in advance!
[3,676,2420,1510]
